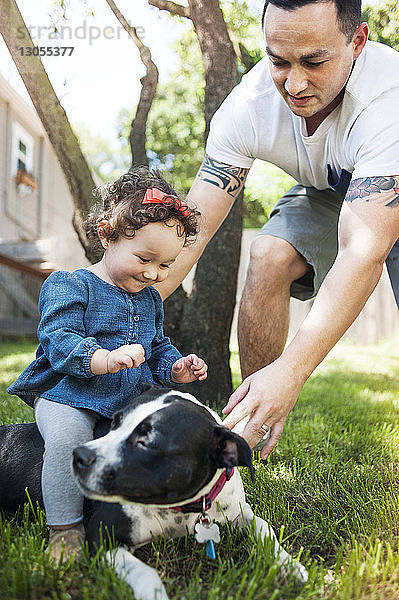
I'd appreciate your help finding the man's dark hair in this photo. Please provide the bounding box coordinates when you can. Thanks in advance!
[261,0,362,42]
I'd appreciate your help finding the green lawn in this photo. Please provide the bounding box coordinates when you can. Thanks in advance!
[1,338,398,599]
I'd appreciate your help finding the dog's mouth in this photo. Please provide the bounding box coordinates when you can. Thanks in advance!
[74,473,128,504]
[75,466,212,508]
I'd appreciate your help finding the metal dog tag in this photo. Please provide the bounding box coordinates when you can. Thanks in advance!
[194,514,220,544]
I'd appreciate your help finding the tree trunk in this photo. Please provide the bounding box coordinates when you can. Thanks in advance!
[129,54,158,167]
[164,0,242,407]
[0,0,98,262]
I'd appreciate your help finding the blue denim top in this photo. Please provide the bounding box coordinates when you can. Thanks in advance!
[7,269,182,418]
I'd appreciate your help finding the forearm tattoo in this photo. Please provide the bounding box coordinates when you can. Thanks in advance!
[346,176,399,208]
[197,154,249,198]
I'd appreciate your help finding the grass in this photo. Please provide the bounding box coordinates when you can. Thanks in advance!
[1,338,398,599]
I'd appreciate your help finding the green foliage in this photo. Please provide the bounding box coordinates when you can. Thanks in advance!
[222,1,264,75]
[363,0,399,50]
[142,30,205,195]
[75,124,129,184]
[115,1,269,211]
[115,28,204,196]
[243,162,296,228]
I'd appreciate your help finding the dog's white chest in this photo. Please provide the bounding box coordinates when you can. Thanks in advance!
[120,469,246,549]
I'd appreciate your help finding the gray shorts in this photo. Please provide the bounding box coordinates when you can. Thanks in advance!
[259,184,399,306]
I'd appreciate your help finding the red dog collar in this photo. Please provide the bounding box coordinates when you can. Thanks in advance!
[168,467,234,514]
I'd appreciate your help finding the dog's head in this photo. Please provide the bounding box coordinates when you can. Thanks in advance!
[73,387,253,506]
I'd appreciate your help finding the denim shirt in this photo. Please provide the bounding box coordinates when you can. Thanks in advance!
[7,269,182,418]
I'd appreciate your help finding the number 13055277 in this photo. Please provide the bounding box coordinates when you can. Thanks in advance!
[18,46,74,56]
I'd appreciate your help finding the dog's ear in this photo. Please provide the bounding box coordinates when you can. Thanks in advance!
[142,382,164,392]
[210,425,254,481]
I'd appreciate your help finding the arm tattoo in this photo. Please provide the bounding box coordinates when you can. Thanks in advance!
[197,154,249,198]
[346,176,399,208]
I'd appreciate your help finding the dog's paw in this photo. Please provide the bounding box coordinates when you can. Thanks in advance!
[279,560,308,585]
[134,579,169,600]
[292,560,308,584]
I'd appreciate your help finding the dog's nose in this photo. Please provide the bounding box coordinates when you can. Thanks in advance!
[73,446,96,471]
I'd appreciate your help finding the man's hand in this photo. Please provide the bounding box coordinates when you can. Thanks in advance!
[224,175,399,459]
[222,358,302,459]
[91,344,145,374]
[171,354,208,383]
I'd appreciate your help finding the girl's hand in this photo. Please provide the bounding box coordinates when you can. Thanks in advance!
[107,344,145,373]
[171,354,208,383]
[91,344,145,374]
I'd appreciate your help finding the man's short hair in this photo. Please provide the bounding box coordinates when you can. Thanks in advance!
[261,0,362,42]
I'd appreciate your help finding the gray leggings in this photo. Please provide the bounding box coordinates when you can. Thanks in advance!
[35,398,99,526]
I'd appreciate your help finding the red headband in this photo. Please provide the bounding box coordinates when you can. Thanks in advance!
[142,188,191,217]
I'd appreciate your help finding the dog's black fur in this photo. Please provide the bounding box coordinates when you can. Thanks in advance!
[0,388,253,553]
[1,388,307,599]
[0,417,109,514]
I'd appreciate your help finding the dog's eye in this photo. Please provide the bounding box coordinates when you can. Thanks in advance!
[111,412,123,429]
[130,421,153,449]
[136,422,152,436]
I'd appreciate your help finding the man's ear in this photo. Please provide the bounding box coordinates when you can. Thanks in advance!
[210,425,254,481]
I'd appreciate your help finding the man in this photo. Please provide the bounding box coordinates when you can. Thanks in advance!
[156,0,399,459]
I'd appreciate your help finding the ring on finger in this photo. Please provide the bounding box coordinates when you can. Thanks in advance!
[260,423,269,434]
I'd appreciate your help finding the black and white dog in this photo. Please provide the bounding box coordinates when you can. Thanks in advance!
[0,387,307,599]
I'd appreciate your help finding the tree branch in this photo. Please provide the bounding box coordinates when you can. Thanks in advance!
[106,0,147,49]
[105,0,159,166]
[148,0,191,19]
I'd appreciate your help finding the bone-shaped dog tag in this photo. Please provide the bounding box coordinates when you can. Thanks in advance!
[194,516,220,544]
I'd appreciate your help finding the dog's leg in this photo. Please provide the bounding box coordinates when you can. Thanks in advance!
[235,504,308,584]
[106,547,169,600]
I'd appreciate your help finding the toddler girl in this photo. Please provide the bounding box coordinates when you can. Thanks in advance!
[7,166,207,562]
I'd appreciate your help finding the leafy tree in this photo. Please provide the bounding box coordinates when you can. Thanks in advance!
[223,0,264,74]
[116,2,269,220]
[75,125,128,183]
[363,0,399,50]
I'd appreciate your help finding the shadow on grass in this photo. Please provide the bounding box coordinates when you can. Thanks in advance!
[241,365,399,563]
[0,337,37,360]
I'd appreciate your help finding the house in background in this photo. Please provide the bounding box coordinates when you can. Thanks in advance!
[0,71,89,335]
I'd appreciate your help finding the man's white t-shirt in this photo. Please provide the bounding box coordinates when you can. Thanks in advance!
[206,41,399,194]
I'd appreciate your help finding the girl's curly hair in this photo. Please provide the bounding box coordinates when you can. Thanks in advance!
[85,166,200,248]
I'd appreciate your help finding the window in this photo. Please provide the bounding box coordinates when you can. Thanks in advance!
[12,122,34,176]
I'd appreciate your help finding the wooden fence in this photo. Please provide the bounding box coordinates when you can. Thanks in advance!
[230,229,399,348]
